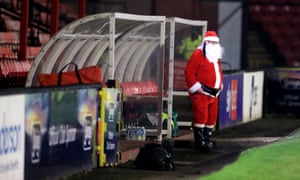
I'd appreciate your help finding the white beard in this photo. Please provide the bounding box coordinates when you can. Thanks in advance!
[205,44,222,63]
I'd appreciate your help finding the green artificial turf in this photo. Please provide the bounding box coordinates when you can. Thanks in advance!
[201,130,300,180]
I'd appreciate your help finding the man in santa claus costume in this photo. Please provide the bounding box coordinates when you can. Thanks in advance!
[184,31,223,152]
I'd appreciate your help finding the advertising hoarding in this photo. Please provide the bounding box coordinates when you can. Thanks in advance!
[97,88,121,167]
[25,92,50,167]
[24,88,98,180]
[0,95,25,180]
[267,68,300,115]
[48,88,98,164]
[243,71,264,122]
[218,73,243,129]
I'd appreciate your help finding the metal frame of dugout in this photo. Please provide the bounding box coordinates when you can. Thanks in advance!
[25,12,167,140]
[165,17,207,132]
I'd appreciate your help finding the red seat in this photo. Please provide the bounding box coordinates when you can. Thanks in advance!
[258,0,273,3]
[290,5,300,16]
[275,13,293,26]
[286,59,300,67]
[273,0,287,3]
[121,81,159,96]
[27,46,41,59]
[39,33,50,46]
[248,0,259,3]
[0,47,15,60]
[0,32,19,47]
[264,24,280,36]
[291,39,300,51]
[276,5,290,14]
[260,5,277,15]
[291,16,300,27]
[33,0,51,8]
[5,19,20,32]
[40,12,49,25]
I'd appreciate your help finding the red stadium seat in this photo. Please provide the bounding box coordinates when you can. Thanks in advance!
[260,5,277,15]
[27,46,41,59]
[5,19,20,32]
[273,0,287,3]
[39,33,50,46]
[291,16,300,27]
[0,32,19,48]
[291,39,300,51]
[121,81,159,96]
[40,11,49,25]
[0,47,15,59]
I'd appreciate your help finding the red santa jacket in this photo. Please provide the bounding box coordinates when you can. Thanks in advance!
[184,49,223,96]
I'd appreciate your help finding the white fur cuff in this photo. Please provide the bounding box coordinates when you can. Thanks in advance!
[189,82,201,93]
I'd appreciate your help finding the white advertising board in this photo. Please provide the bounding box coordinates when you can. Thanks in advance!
[243,71,264,122]
[0,95,25,180]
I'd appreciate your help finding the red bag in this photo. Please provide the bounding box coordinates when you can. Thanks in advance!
[38,62,103,86]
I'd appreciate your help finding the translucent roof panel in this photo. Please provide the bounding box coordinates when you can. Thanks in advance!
[113,21,163,82]
[26,12,166,87]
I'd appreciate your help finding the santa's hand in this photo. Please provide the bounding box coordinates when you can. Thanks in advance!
[197,87,204,94]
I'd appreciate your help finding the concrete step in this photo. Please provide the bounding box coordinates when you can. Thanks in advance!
[247,59,274,69]
[247,28,277,69]
[248,52,272,60]
[248,45,268,53]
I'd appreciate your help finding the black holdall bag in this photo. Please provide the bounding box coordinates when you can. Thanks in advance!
[134,139,175,171]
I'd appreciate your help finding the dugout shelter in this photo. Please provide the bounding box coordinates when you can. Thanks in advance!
[25,12,167,139]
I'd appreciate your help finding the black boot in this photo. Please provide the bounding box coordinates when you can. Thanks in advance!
[193,127,208,152]
[203,127,214,150]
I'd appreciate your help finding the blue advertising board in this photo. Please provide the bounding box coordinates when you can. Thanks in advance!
[24,92,50,171]
[24,87,99,180]
[218,73,243,129]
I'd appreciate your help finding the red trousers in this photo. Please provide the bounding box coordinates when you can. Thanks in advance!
[189,93,219,128]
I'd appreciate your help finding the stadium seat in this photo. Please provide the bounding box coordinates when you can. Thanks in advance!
[39,33,50,46]
[291,39,300,51]
[291,16,300,27]
[263,24,280,35]
[273,0,287,3]
[27,46,41,60]
[255,0,270,3]
[260,4,276,15]
[0,32,19,49]
[248,0,259,3]
[5,19,20,32]
[121,81,159,96]
[286,59,300,67]
[60,3,78,19]
[40,11,49,25]
[0,46,15,59]
[33,0,51,8]
[249,5,262,21]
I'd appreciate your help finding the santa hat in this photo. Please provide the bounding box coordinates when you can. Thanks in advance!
[203,31,219,43]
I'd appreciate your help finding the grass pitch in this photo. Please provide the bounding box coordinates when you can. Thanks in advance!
[201,130,300,180]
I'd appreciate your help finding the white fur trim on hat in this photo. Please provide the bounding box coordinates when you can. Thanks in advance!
[204,36,219,42]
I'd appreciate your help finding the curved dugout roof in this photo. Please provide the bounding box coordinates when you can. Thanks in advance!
[26,12,166,87]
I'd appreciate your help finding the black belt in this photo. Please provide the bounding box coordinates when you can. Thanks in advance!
[201,84,221,97]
